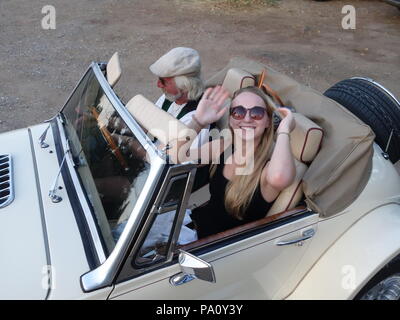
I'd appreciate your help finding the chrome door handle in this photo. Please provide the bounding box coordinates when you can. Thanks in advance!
[276,228,315,246]
[170,273,196,286]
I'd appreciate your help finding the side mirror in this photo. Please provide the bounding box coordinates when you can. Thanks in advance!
[107,52,122,87]
[170,250,216,286]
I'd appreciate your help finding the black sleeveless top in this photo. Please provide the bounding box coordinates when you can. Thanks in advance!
[191,152,273,238]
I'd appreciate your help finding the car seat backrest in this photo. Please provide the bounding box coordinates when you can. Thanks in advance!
[267,113,323,216]
[126,94,193,147]
[222,68,256,96]
[290,113,324,163]
[107,52,122,88]
[216,68,256,131]
[92,53,122,126]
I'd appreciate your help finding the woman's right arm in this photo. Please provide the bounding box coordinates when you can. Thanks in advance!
[168,86,230,164]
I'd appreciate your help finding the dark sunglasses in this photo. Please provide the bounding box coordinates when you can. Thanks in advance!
[230,106,267,120]
[159,77,173,86]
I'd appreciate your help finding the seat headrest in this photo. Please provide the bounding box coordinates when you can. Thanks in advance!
[222,68,256,96]
[107,52,122,88]
[126,94,193,146]
[290,113,323,163]
[216,68,256,130]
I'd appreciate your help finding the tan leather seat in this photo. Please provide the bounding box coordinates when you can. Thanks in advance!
[216,68,256,131]
[96,52,123,126]
[106,52,122,88]
[125,72,323,217]
[126,94,194,147]
[267,113,323,216]
[222,68,256,96]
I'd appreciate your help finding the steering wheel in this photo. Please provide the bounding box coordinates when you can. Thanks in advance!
[91,107,129,171]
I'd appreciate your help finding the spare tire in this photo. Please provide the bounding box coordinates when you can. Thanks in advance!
[324,78,400,163]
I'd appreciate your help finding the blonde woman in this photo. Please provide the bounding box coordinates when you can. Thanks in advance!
[175,85,296,238]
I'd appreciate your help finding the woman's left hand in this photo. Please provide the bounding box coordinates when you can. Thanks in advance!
[276,108,295,134]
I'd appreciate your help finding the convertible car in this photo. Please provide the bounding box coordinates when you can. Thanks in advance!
[1,52,399,300]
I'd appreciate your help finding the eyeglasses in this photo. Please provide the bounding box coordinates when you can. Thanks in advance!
[230,106,267,121]
[159,77,174,86]
[158,77,166,86]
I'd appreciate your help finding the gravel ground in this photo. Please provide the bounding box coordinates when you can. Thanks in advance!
[0,0,399,133]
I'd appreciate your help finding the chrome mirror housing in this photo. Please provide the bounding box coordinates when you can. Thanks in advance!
[170,250,216,286]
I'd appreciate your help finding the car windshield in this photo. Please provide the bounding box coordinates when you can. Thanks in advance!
[61,67,151,255]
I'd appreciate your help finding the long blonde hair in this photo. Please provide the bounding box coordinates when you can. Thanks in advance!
[223,86,276,220]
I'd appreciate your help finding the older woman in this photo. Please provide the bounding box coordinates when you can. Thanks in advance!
[173,85,296,238]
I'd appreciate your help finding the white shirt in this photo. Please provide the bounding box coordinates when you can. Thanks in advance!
[155,94,210,149]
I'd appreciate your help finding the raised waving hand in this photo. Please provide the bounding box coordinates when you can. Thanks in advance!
[194,86,230,126]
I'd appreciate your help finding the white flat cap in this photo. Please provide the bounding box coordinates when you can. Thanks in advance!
[150,47,201,78]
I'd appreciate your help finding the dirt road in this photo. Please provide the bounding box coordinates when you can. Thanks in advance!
[0,0,399,133]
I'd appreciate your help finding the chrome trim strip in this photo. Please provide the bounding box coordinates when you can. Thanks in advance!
[0,154,14,209]
[55,117,107,263]
[350,77,400,107]
[27,129,52,299]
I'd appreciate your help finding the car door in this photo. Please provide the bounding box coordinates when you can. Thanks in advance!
[109,166,319,300]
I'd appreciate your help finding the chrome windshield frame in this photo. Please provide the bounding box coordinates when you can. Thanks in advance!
[54,62,173,291]
[60,62,164,162]
[90,62,164,161]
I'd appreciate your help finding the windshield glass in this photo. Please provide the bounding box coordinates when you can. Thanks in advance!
[61,67,151,255]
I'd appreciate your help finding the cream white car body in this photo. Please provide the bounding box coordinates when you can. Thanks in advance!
[1,56,399,300]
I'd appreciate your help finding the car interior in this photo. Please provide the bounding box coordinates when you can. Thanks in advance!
[124,66,324,251]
